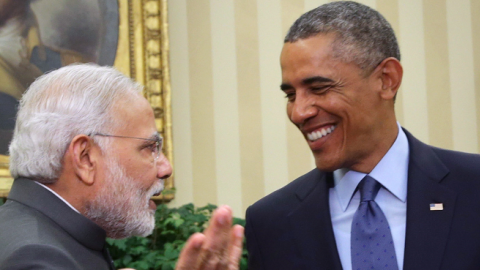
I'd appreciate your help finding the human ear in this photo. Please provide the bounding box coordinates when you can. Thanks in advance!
[69,135,97,185]
[378,57,403,100]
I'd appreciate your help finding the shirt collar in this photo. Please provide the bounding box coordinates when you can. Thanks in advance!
[35,181,81,213]
[333,123,410,211]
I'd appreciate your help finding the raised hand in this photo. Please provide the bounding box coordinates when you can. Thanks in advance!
[176,205,244,270]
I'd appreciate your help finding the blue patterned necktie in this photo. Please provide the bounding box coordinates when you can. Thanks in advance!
[351,175,399,270]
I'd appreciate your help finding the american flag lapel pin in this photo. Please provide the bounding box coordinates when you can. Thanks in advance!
[430,203,443,211]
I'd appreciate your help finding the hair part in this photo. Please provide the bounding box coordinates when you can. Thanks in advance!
[9,64,143,183]
[284,1,400,74]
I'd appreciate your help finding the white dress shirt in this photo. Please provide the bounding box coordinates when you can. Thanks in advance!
[329,123,409,270]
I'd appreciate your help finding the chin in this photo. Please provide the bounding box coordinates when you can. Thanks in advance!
[133,216,156,237]
[314,158,342,172]
[106,212,155,239]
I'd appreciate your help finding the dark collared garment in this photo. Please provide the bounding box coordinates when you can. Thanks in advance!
[0,178,115,270]
[246,129,480,270]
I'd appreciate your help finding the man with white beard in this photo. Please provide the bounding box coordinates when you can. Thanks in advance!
[0,64,244,270]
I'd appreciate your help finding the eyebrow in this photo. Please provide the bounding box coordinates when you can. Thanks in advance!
[280,76,334,91]
[133,133,160,151]
[302,76,334,85]
[150,132,161,142]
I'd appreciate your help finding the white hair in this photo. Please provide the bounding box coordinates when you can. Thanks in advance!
[9,63,143,183]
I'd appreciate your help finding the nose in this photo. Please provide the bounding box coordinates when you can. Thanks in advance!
[288,92,318,125]
[156,153,173,179]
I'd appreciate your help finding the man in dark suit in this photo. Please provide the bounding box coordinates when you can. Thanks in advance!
[0,64,244,269]
[245,2,480,270]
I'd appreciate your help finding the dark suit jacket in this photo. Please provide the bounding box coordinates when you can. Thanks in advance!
[245,130,480,270]
[0,178,115,270]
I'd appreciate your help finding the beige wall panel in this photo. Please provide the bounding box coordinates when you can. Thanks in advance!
[210,0,243,215]
[168,0,194,207]
[304,0,330,11]
[354,0,376,9]
[234,0,266,211]
[281,0,304,36]
[447,0,478,153]
[423,0,453,149]
[398,0,429,143]
[186,0,218,206]
[257,0,290,194]
[280,0,315,181]
[473,0,480,150]
[376,0,403,125]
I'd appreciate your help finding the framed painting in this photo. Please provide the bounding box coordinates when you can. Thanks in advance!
[0,0,174,201]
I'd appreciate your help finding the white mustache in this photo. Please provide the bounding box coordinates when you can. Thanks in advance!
[147,179,164,197]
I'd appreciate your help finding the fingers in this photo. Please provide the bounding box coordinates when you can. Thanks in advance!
[176,233,206,270]
[175,205,244,270]
[196,205,233,269]
[227,225,244,270]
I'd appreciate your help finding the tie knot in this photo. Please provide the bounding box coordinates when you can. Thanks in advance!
[359,175,381,202]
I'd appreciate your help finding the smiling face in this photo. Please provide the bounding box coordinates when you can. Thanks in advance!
[281,34,398,173]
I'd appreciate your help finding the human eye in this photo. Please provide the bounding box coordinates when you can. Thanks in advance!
[147,142,157,153]
[140,141,156,155]
[310,85,331,94]
[284,90,296,102]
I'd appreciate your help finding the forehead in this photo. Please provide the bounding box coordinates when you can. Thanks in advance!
[280,34,362,83]
[281,35,335,74]
[111,94,157,136]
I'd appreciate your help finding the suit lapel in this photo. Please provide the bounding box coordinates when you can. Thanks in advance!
[283,129,456,270]
[287,171,343,270]
[403,131,457,270]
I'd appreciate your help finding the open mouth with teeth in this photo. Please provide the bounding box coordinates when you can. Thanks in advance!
[307,125,336,142]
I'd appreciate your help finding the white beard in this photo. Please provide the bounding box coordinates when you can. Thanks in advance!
[84,155,164,239]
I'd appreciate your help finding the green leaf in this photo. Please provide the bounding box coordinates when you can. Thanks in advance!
[173,218,185,228]
[164,248,179,260]
[109,238,128,251]
[122,254,132,265]
[108,203,248,270]
[161,263,175,270]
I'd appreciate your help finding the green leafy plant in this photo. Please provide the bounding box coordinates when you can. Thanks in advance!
[107,203,248,270]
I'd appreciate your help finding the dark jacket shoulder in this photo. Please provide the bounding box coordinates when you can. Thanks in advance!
[247,168,326,215]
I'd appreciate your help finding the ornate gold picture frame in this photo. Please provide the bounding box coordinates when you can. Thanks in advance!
[0,0,174,200]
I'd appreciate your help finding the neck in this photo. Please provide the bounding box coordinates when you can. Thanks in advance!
[45,176,89,215]
[349,118,399,173]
